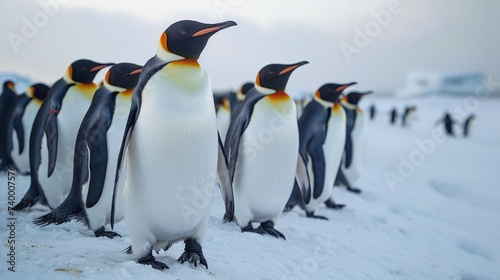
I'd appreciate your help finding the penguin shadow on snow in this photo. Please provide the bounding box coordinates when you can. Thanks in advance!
[455,239,494,262]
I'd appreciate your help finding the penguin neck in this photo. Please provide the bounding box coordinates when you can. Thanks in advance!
[156,44,186,63]
[236,90,245,101]
[341,98,357,110]
[313,92,336,108]
[255,84,276,95]
[104,80,127,94]
[74,83,98,100]
[158,58,205,91]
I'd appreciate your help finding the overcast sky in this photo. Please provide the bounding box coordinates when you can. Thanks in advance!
[1,0,499,95]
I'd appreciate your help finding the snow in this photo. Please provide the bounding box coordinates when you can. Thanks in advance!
[1,95,500,280]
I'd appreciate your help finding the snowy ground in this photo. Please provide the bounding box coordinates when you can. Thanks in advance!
[1,95,499,280]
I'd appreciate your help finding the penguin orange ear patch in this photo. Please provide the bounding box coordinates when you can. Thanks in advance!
[160,33,168,52]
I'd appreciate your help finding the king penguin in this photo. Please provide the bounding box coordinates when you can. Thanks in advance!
[0,80,18,170]
[13,59,113,211]
[325,91,372,208]
[33,63,142,238]
[286,82,356,219]
[6,83,50,174]
[111,20,236,270]
[224,61,311,239]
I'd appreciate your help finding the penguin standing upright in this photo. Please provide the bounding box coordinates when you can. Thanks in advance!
[369,104,376,120]
[5,84,50,174]
[326,91,371,206]
[286,82,356,219]
[0,80,18,170]
[401,106,416,127]
[13,59,113,211]
[463,114,475,137]
[112,20,236,270]
[390,107,398,125]
[34,63,142,238]
[225,61,310,238]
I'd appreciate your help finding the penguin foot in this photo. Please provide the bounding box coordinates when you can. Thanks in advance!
[12,199,37,211]
[283,205,295,212]
[306,212,329,220]
[138,252,169,270]
[241,224,266,235]
[94,227,121,239]
[178,239,207,269]
[324,199,346,210]
[260,221,286,240]
[346,187,362,194]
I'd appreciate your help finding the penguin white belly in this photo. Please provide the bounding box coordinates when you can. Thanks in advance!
[125,72,217,258]
[11,102,39,174]
[233,98,298,226]
[82,100,131,231]
[342,111,367,183]
[306,106,346,212]
[216,107,230,142]
[39,88,94,209]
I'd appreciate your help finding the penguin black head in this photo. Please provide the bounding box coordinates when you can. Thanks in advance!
[105,63,143,91]
[3,80,15,91]
[28,83,50,101]
[316,82,357,103]
[256,61,309,92]
[237,82,254,100]
[159,20,237,60]
[345,90,372,105]
[66,59,114,84]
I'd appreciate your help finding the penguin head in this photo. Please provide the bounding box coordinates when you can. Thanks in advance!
[27,83,50,101]
[65,59,114,84]
[157,20,237,61]
[3,80,15,91]
[104,63,143,92]
[237,82,254,101]
[255,61,309,93]
[345,90,372,105]
[316,82,357,103]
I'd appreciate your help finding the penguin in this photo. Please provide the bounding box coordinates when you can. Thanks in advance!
[13,59,113,211]
[228,82,254,119]
[0,80,18,170]
[401,106,417,127]
[111,20,236,270]
[326,90,372,206]
[225,61,311,238]
[369,104,376,120]
[389,107,398,125]
[463,114,475,137]
[286,82,356,219]
[215,95,231,142]
[33,63,143,238]
[436,112,456,136]
[5,83,50,174]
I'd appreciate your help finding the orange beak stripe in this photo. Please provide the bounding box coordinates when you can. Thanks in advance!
[129,68,142,75]
[335,84,350,93]
[192,26,222,37]
[90,65,107,72]
[278,65,300,76]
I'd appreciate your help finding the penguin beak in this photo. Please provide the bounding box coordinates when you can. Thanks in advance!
[192,21,237,37]
[90,63,115,72]
[362,90,373,95]
[335,82,357,93]
[278,61,309,76]
[129,68,143,75]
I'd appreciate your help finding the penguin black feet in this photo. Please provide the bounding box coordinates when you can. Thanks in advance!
[12,199,37,211]
[138,251,169,270]
[241,223,266,235]
[324,199,346,210]
[178,239,208,269]
[283,205,295,213]
[260,221,286,240]
[94,227,121,239]
[306,212,329,220]
[346,186,362,194]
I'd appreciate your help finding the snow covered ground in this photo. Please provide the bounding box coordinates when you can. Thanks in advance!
[1,95,499,280]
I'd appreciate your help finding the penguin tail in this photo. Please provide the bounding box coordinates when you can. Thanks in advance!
[33,199,84,227]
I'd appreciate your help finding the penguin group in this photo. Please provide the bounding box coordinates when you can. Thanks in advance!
[2,19,374,271]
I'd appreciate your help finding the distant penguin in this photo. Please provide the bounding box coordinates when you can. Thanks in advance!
[225,61,310,238]
[369,104,376,120]
[463,114,475,137]
[326,91,371,205]
[112,20,236,270]
[286,82,356,219]
[33,63,142,238]
[6,84,50,174]
[13,59,113,211]
[229,81,254,119]
[0,80,18,170]
[401,106,416,127]
[390,107,398,125]
[436,112,456,136]
[215,96,231,142]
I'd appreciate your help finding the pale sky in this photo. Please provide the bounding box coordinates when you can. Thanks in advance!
[1,0,499,95]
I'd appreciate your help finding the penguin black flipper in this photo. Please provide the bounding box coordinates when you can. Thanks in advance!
[85,91,114,208]
[217,132,234,222]
[224,88,266,182]
[11,95,31,154]
[343,106,356,169]
[308,135,327,199]
[44,111,59,177]
[111,56,167,228]
[295,150,311,204]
